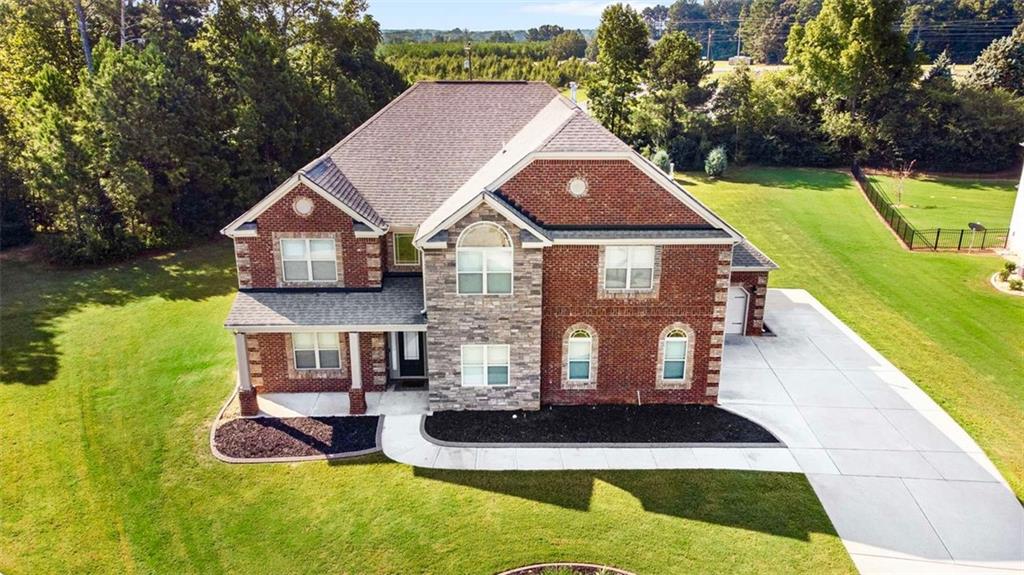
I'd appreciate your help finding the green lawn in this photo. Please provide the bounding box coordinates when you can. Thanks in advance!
[867,173,1017,230]
[0,243,852,574]
[682,167,1024,496]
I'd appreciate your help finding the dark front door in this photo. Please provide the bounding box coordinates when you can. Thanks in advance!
[397,331,426,377]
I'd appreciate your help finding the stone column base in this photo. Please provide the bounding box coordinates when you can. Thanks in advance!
[349,389,367,415]
[238,388,259,417]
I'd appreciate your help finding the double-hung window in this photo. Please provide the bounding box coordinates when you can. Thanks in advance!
[457,223,513,294]
[293,332,341,370]
[662,329,688,380]
[604,246,654,290]
[461,344,510,386]
[281,238,336,282]
[567,330,593,381]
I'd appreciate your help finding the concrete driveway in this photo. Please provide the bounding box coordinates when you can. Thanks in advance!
[721,289,1023,574]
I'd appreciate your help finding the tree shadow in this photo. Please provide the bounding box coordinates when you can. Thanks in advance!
[1,241,237,386]
[413,467,836,542]
[678,167,852,192]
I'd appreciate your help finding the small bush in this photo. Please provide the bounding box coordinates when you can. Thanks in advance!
[999,269,1011,282]
[1005,261,1018,273]
[705,145,728,178]
[1010,278,1023,291]
[652,149,671,173]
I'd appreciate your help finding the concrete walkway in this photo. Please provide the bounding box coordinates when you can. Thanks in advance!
[256,390,428,417]
[381,289,1023,574]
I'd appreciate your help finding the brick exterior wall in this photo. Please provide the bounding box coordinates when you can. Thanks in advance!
[498,160,710,226]
[729,271,769,336]
[424,203,543,411]
[540,244,728,405]
[232,184,382,289]
[243,332,385,394]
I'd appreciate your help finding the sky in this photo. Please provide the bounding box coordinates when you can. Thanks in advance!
[367,0,660,31]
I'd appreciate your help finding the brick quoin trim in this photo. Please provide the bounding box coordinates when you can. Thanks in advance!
[730,271,769,336]
[243,331,385,394]
[499,160,711,226]
[540,244,724,405]
[232,184,382,289]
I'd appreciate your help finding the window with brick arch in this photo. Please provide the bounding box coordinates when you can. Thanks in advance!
[662,329,688,381]
[567,329,593,381]
[457,222,513,294]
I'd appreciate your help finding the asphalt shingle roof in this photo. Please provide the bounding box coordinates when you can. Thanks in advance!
[326,81,561,227]
[732,240,779,270]
[538,109,631,153]
[225,277,425,328]
[303,157,386,229]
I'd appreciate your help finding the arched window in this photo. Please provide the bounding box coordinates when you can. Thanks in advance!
[457,222,513,294]
[662,329,688,381]
[567,329,593,381]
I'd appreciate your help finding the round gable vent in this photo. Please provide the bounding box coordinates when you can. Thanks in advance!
[293,196,315,217]
[567,177,588,198]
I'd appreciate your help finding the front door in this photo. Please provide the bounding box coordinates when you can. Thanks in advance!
[397,331,426,377]
[725,287,749,335]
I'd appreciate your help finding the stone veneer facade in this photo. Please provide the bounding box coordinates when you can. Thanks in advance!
[423,203,544,411]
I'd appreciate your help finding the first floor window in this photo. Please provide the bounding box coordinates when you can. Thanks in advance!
[293,332,341,369]
[567,329,592,381]
[662,329,688,380]
[393,233,420,265]
[281,238,336,282]
[461,344,510,386]
[604,246,655,290]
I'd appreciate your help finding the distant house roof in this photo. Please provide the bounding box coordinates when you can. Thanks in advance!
[732,240,779,271]
[225,276,425,331]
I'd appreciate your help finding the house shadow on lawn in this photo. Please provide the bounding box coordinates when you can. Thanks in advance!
[413,467,834,542]
[1,240,237,386]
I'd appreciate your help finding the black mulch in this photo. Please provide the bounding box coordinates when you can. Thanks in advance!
[214,416,379,459]
[424,405,779,445]
[502,565,633,575]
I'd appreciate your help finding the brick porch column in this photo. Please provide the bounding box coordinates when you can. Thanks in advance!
[235,332,259,417]
[348,332,366,415]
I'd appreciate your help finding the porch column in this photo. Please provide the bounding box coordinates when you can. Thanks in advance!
[348,332,366,414]
[235,332,258,416]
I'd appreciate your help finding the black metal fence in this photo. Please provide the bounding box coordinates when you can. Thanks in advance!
[850,165,1010,252]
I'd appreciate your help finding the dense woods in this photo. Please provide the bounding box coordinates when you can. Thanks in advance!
[1,0,1022,263]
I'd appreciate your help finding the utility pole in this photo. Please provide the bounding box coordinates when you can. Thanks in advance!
[463,41,473,80]
[736,29,741,57]
[706,29,713,61]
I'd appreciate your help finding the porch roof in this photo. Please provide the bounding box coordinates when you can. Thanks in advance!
[225,276,425,332]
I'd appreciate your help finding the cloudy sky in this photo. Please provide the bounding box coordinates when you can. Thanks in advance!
[368,0,659,30]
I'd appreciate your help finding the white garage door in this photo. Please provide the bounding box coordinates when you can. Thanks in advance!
[725,287,749,335]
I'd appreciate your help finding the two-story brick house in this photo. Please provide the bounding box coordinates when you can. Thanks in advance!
[222,81,777,416]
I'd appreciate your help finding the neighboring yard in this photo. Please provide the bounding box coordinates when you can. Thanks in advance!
[682,167,1024,497]
[0,244,852,573]
[867,173,1017,230]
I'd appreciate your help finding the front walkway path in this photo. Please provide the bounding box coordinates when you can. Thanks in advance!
[380,289,1023,574]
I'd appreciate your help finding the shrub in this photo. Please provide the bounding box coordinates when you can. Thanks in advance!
[652,149,671,173]
[1010,278,1024,291]
[705,145,728,177]
[999,269,1011,282]
[1005,261,1018,273]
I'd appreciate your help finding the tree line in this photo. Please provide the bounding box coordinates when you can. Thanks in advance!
[0,0,406,260]
[588,1,1023,177]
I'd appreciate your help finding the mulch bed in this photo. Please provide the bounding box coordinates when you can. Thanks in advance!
[498,564,634,575]
[214,416,379,459]
[424,405,779,445]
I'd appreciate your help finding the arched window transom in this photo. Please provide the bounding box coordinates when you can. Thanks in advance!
[457,222,513,294]
[662,329,688,380]
[567,329,593,381]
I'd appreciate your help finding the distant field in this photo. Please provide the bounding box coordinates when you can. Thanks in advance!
[867,173,1017,230]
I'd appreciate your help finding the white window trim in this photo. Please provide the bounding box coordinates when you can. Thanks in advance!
[293,332,342,370]
[566,330,593,382]
[456,222,514,296]
[460,344,511,387]
[661,330,689,382]
[603,245,655,291]
[393,232,420,266]
[280,238,338,283]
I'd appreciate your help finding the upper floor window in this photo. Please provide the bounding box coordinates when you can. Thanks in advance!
[662,329,688,381]
[293,332,341,370]
[281,238,336,282]
[393,233,419,266]
[567,329,593,381]
[457,223,512,294]
[604,246,654,290]
[461,344,510,386]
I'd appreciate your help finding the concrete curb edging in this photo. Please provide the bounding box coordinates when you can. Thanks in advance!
[989,272,1024,296]
[209,387,383,465]
[495,563,636,575]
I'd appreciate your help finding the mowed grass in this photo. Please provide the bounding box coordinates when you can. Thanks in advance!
[867,173,1017,230]
[682,167,1024,495]
[0,243,853,574]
